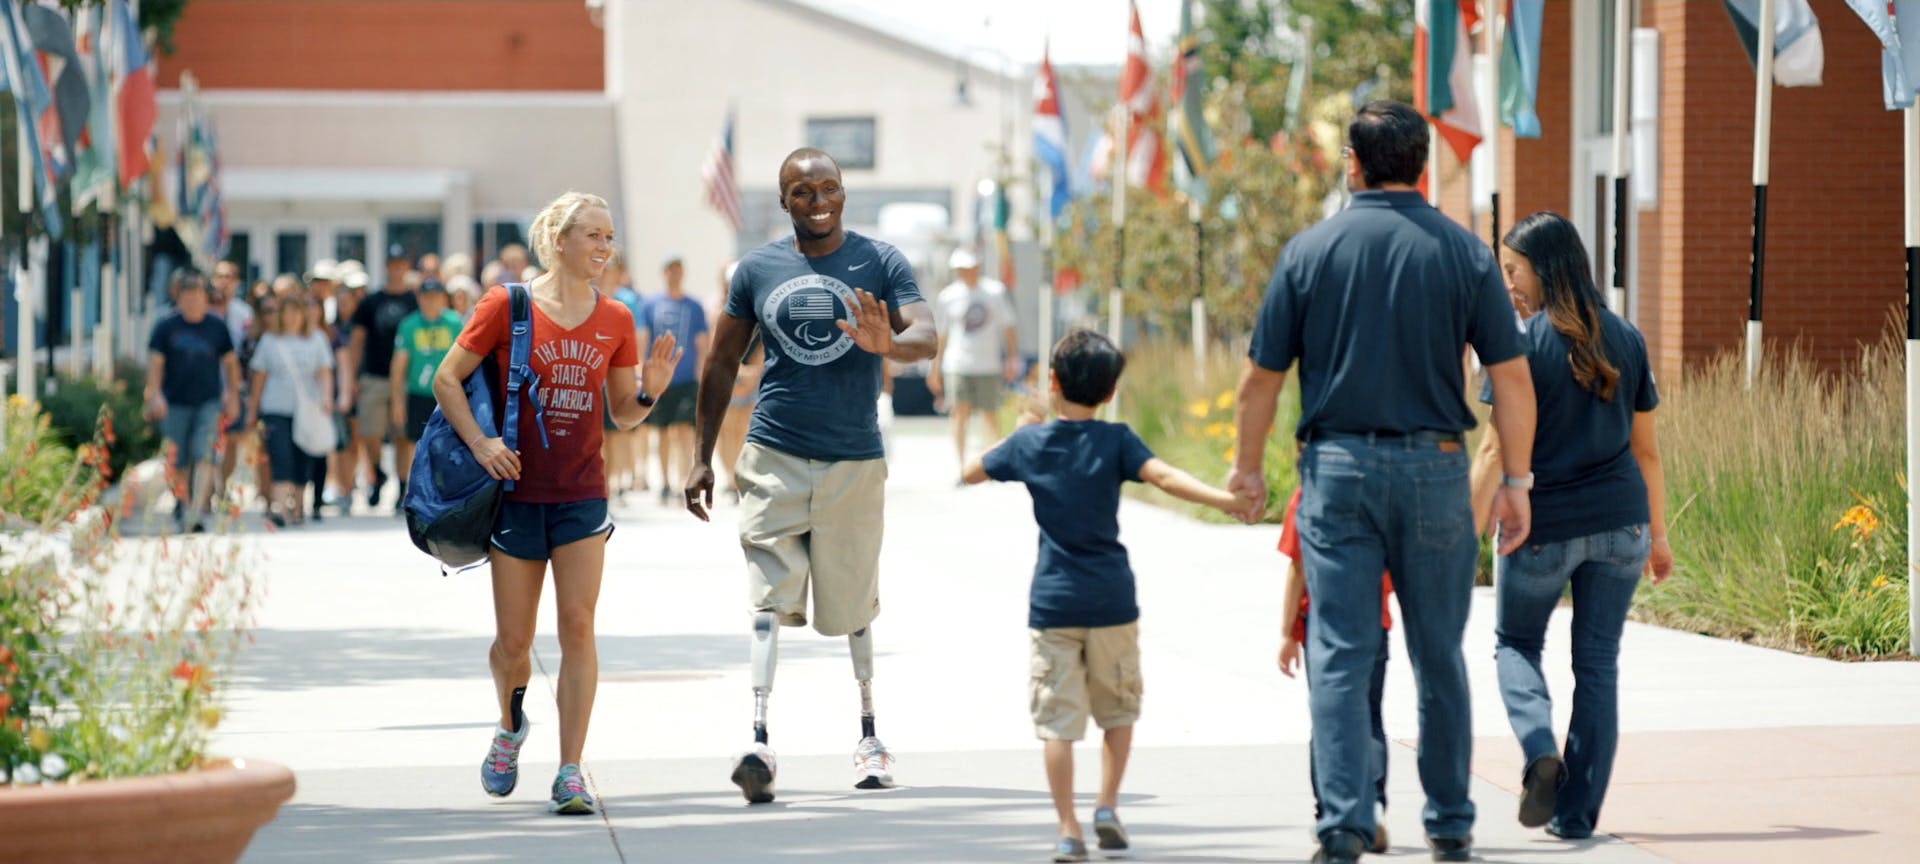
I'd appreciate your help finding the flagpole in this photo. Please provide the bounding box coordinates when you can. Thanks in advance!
[1190,197,1205,382]
[1904,102,1919,657]
[1744,0,1776,389]
[1039,221,1054,387]
[1608,0,1632,317]
[1110,105,1127,421]
[1485,0,1501,250]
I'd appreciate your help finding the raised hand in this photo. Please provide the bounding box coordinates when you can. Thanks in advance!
[836,289,895,357]
[640,332,682,398]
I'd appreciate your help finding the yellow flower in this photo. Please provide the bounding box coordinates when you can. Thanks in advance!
[1215,391,1234,410]
[7,393,26,408]
[1223,446,1236,465]
[1833,504,1881,540]
[1205,421,1234,439]
[199,706,224,729]
[1187,399,1211,419]
[1872,575,1892,591]
[27,727,51,753]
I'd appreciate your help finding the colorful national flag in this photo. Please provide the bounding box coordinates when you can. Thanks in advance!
[1500,0,1545,139]
[702,108,743,234]
[1724,0,1824,87]
[1119,0,1166,194]
[1415,0,1484,164]
[22,3,86,188]
[113,0,156,190]
[1845,0,1920,109]
[0,0,63,239]
[1170,0,1215,202]
[71,5,117,212]
[1032,41,1073,222]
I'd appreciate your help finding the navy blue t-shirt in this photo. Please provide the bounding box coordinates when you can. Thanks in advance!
[725,231,924,461]
[1249,190,1526,439]
[1482,309,1659,545]
[983,419,1156,630]
[147,312,234,405]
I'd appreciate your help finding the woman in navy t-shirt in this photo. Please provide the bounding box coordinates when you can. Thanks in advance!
[1478,211,1674,841]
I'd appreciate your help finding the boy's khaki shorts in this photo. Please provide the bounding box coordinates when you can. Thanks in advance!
[1030,622,1143,741]
[736,441,886,637]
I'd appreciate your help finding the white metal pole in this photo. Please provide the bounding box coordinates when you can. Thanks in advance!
[1607,0,1632,316]
[1110,106,1128,420]
[1904,103,1919,657]
[1745,0,1776,390]
[1189,197,1205,380]
[1038,226,1054,388]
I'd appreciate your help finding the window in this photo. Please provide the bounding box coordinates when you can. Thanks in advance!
[275,231,308,279]
[227,232,254,282]
[334,231,368,266]
[1596,0,1616,136]
[805,117,877,170]
[384,219,442,267]
[473,219,528,267]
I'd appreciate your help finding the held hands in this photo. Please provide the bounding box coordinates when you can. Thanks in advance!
[1227,467,1269,524]
[684,462,717,522]
[640,332,683,399]
[1490,486,1533,555]
[1646,536,1674,584]
[469,436,521,481]
[837,289,895,356]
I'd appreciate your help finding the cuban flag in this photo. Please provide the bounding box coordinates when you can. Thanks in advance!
[1033,41,1072,222]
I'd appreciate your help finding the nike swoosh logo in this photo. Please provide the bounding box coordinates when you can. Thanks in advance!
[594,333,613,341]
[848,262,868,271]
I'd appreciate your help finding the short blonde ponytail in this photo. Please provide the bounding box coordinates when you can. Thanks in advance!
[529,190,611,268]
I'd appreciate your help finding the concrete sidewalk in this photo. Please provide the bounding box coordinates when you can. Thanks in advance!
[209,418,1920,863]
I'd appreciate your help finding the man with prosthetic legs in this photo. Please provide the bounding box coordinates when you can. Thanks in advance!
[687,147,937,803]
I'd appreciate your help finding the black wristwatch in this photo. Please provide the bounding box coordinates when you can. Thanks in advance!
[636,390,656,408]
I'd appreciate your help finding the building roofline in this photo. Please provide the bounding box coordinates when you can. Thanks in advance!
[745,0,1023,84]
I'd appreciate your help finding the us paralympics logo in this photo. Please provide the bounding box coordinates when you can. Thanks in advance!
[763,274,860,366]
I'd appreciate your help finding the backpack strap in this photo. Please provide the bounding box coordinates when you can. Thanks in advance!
[501,283,551,493]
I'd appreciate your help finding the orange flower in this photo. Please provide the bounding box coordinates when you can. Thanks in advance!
[0,693,12,714]
[1833,504,1881,541]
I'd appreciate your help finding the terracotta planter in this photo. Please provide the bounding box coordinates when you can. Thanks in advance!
[0,758,295,864]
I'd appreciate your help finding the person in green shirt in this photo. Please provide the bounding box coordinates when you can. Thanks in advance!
[389,279,463,507]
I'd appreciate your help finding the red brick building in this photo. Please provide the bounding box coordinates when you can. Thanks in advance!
[1435,0,1903,381]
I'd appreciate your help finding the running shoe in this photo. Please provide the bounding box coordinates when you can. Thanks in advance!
[549,763,597,815]
[1092,806,1129,850]
[480,712,528,797]
[853,736,895,789]
[731,743,778,803]
[1051,836,1089,863]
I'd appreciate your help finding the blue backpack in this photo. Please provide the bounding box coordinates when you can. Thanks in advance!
[403,283,549,570]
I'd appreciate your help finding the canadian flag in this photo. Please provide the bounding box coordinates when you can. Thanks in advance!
[1118,0,1166,194]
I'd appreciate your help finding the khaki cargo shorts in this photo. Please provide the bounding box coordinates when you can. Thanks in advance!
[1030,622,1143,741]
[736,441,886,637]
[355,375,393,440]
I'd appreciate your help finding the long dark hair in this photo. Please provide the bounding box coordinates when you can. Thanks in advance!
[1502,211,1620,401]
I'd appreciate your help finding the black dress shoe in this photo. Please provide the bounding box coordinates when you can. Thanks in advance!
[1312,829,1367,864]
[1429,835,1473,862]
[1520,754,1564,828]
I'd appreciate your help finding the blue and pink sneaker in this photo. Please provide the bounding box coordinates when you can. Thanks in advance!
[550,763,597,815]
[481,712,528,797]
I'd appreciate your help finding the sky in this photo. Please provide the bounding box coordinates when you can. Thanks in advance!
[791,0,1186,72]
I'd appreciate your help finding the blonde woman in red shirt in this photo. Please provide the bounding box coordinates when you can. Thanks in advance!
[431,191,680,815]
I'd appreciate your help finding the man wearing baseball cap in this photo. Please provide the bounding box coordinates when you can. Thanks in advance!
[929,247,1018,478]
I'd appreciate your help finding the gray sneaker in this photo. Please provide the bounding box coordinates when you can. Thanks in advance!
[549,762,597,815]
[1051,836,1089,863]
[1092,807,1129,850]
[479,712,528,797]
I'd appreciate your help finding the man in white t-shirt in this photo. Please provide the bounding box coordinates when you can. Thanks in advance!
[928,248,1018,477]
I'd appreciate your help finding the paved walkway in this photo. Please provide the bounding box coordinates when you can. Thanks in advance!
[208,418,1920,863]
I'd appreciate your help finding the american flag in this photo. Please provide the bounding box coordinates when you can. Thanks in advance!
[702,109,743,234]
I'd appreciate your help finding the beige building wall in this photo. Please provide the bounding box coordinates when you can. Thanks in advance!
[607,0,1031,307]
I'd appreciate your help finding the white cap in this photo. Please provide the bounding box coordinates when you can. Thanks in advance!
[307,258,339,282]
[337,259,367,276]
[342,270,370,290]
[446,274,481,297]
[948,248,980,270]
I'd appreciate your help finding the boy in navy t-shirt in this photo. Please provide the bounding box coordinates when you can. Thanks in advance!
[964,330,1244,863]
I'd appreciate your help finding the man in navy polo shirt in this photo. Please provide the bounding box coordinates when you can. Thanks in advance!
[1230,100,1539,864]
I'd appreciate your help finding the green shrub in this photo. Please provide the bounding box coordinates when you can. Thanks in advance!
[38,365,161,483]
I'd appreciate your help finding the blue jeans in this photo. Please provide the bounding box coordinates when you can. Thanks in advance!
[161,399,223,469]
[1309,633,1389,820]
[1494,525,1649,838]
[1298,432,1477,842]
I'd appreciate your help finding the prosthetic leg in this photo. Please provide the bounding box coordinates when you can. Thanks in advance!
[849,627,895,789]
[731,611,780,804]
